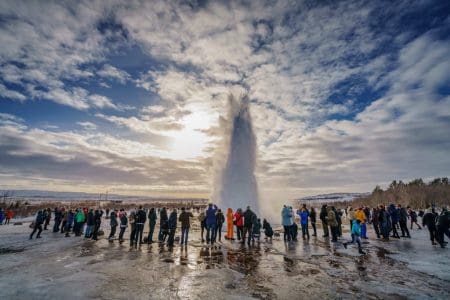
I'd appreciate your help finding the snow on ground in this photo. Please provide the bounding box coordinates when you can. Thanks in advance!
[0,216,449,300]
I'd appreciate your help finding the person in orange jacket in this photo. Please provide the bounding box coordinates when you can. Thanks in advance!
[226,208,234,240]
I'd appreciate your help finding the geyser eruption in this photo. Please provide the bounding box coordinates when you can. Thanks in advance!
[215,94,259,212]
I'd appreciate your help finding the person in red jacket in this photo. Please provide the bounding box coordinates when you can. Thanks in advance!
[5,210,14,225]
[234,208,244,241]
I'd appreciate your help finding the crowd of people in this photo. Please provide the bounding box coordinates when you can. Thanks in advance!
[25,204,274,249]
[7,201,450,253]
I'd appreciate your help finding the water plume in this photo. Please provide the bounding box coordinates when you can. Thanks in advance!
[214,94,259,212]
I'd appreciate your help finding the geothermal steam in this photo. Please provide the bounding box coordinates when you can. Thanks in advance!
[215,94,259,212]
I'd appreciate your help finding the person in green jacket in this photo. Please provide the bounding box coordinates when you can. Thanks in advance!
[74,209,86,236]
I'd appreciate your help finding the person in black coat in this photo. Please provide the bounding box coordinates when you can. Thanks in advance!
[167,209,178,247]
[53,207,62,233]
[159,207,169,242]
[215,209,225,242]
[134,206,147,246]
[309,207,317,236]
[85,209,95,238]
[422,208,438,245]
[262,219,273,241]
[92,209,103,241]
[147,208,157,244]
[108,210,118,241]
[30,210,44,239]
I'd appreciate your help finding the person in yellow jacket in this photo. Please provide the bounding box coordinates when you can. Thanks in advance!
[354,207,367,238]
[226,208,234,240]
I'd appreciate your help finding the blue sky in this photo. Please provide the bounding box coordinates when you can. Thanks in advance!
[0,0,449,200]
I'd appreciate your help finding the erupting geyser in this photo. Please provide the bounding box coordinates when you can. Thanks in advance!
[215,94,259,212]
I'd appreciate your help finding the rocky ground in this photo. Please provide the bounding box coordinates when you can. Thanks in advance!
[0,217,449,300]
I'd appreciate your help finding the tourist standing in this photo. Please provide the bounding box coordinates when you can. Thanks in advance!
[263,219,273,241]
[198,210,206,242]
[234,209,244,241]
[282,205,293,242]
[226,208,234,240]
[118,210,128,243]
[408,207,421,229]
[215,209,225,242]
[327,206,339,242]
[134,206,146,246]
[167,209,178,247]
[297,205,310,239]
[147,208,157,244]
[108,209,118,241]
[243,206,255,246]
[158,207,168,243]
[85,209,94,238]
[205,203,218,244]
[310,207,317,236]
[179,207,193,245]
[398,204,411,238]
[320,205,329,238]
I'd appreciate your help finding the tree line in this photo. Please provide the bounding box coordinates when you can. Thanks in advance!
[349,178,450,209]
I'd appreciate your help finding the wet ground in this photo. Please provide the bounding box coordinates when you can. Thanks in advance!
[0,219,449,300]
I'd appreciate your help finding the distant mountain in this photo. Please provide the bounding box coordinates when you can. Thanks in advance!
[297,192,369,203]
[0,189,205,202]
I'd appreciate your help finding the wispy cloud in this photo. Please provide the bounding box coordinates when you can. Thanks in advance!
[0,0,449,198]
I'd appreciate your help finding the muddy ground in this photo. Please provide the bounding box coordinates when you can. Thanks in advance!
[0,218,449,300]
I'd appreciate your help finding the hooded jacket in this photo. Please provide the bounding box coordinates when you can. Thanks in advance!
[281,206,293,226]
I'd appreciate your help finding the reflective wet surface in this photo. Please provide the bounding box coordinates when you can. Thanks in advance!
[1,221,449,299]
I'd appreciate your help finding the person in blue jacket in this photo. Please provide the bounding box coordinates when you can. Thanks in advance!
[205,203,218,244]
[343,219,366,254]
[0,208,4,225]
[65,209,74,237]
[297,204,310,239]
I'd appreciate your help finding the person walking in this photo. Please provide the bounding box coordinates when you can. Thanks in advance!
[215,209,225,242]
[343,219,366,255]
[226,208,234,240]
[30,210,44,239]
[407,207,421,229]
[5,210,14,225]
[147,208,157,244]
[354,207,367,239]
[43,208,51,230]
[178,207,193,245]
[0,208,4,225]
